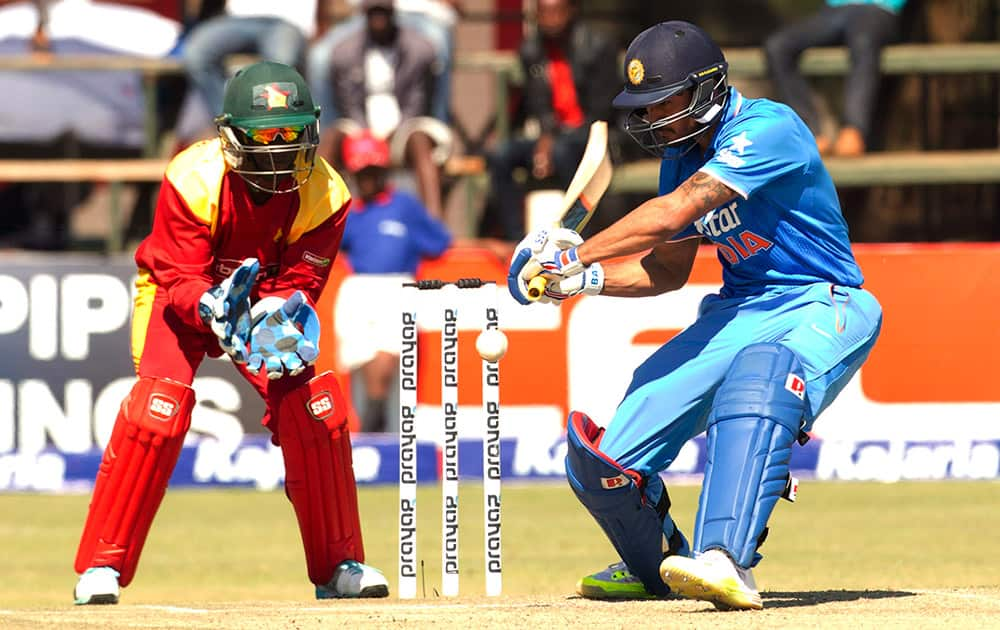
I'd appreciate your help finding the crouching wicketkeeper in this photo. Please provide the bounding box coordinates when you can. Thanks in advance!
[73,61,388,605]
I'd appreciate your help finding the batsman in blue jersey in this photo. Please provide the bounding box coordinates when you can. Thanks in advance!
[507,21,883,610]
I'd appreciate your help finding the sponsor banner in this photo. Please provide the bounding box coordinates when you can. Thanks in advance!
[2,245,1000,489]
[3,434,996,492]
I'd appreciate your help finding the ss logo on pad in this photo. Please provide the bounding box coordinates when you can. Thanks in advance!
[308,393,335,420]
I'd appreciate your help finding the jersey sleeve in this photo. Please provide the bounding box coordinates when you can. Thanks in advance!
[340,205,356,253]
[133,177,215,330]
[700,110,810,199]
[658,155,703,242]
[409,195,452,258]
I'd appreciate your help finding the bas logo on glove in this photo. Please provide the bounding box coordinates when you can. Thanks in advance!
[247,291,321,380]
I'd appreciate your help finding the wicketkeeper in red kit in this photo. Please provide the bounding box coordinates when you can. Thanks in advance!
[72,61,389,604]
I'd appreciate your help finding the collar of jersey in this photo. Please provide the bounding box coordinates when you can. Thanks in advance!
[706,87,744,151]
[350,186,395,212]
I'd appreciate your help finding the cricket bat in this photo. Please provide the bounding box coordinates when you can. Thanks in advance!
[525,120,613,301]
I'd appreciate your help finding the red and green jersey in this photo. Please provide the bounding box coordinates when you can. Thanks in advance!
[134,139,351,331]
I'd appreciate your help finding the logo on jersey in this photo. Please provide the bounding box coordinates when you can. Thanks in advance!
[379,219,408,238]
[601,474,629,489]
[716,131,753,168]
[627,59,644,85]
[696,202,743,238]
[785,374,806,400]
[253,82,296,110]
[696,201,775,265]
[302,251,330,267]
[214,259,277,282]
[308,392,336,421]
[149,394,179,420]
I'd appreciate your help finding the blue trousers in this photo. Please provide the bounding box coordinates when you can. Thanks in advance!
[599,282,883,474]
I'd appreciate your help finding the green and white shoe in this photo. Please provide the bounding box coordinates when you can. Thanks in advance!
[576,562,666,600]
[315,560,389,599]
[659,549,762,610]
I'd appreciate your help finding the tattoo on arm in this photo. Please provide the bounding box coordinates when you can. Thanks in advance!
[678,171,736,213]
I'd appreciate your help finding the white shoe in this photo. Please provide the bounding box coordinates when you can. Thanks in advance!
[659,549,762,610]
[73,567,120,605]
[315,560,389,599]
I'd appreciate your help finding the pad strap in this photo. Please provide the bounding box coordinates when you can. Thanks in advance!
[74,377,194,586]
[694,343,806,568]
[565,411,678,596]
[278,371,365,585]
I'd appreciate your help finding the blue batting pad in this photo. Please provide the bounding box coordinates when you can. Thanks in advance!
[565,411,679,596]
[694,343,806,568]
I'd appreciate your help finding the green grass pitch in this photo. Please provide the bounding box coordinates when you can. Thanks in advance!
[2,480,998,605]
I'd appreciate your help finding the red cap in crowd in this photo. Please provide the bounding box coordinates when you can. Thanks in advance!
[341,130,391,173]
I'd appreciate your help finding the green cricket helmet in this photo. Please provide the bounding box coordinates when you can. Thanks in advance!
[215,61,321,194]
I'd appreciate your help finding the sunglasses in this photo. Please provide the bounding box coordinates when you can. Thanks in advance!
[240,125,305,145]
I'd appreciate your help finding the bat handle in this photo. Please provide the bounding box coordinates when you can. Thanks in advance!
[520,259,547,301]
[527,275,548,301]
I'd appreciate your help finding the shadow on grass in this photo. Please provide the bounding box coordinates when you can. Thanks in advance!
[762,589,917,609]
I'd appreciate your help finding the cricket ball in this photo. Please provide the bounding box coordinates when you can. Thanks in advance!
[475,328,508,363]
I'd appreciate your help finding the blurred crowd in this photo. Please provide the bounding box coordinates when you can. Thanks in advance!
[2,0,992,433]
[0,0,919,253]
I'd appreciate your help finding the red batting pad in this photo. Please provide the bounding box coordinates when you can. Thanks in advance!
[279,371,365,585]
[74,377,194,586]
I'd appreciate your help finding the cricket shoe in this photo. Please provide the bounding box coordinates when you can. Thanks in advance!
[73,566,120,605]
[576,562,668,600]
[315,560,389,599]
[659,549,762,610]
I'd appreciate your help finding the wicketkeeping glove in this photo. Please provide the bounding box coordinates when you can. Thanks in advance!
[198,257,259,363]
[247,291,321,380]
[507,227,584,305]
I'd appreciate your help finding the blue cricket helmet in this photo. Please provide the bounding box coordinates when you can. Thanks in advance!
[614,21,730,156]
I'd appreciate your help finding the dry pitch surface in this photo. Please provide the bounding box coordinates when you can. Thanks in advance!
[3,590,999,630]
[1,482,998,628]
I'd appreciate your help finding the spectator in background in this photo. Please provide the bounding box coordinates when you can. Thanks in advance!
[483,0,618,242]
[309,0,461,125]
[177,0,318,140]
[0,0,182,249]
[764,0,908,157]
[319,0,450,219]
[334,130,452,433]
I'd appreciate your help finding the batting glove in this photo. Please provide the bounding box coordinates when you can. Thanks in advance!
[507,227,584,305]
[538,263,605,304]
[198,257,259,363]
[247,291,321,380]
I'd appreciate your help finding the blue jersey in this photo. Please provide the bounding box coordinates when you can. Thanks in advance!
[341,188,452,274]
[661,88,864,298]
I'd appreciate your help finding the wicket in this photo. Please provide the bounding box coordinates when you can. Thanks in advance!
[398,278,502,599]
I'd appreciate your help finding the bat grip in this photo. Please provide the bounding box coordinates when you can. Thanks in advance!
[527,276,548,301]
[522,259,546,301]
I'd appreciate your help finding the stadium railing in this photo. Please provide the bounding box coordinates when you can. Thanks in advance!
[1,42,999,251]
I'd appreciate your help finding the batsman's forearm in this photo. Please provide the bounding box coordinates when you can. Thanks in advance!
[598,250,689,298]
[577,197,682,265]
[598,258,663,297]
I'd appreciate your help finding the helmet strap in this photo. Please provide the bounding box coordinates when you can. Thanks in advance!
[694,103,722,124]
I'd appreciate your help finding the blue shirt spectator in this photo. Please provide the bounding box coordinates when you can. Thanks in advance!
[342,188,452,274]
